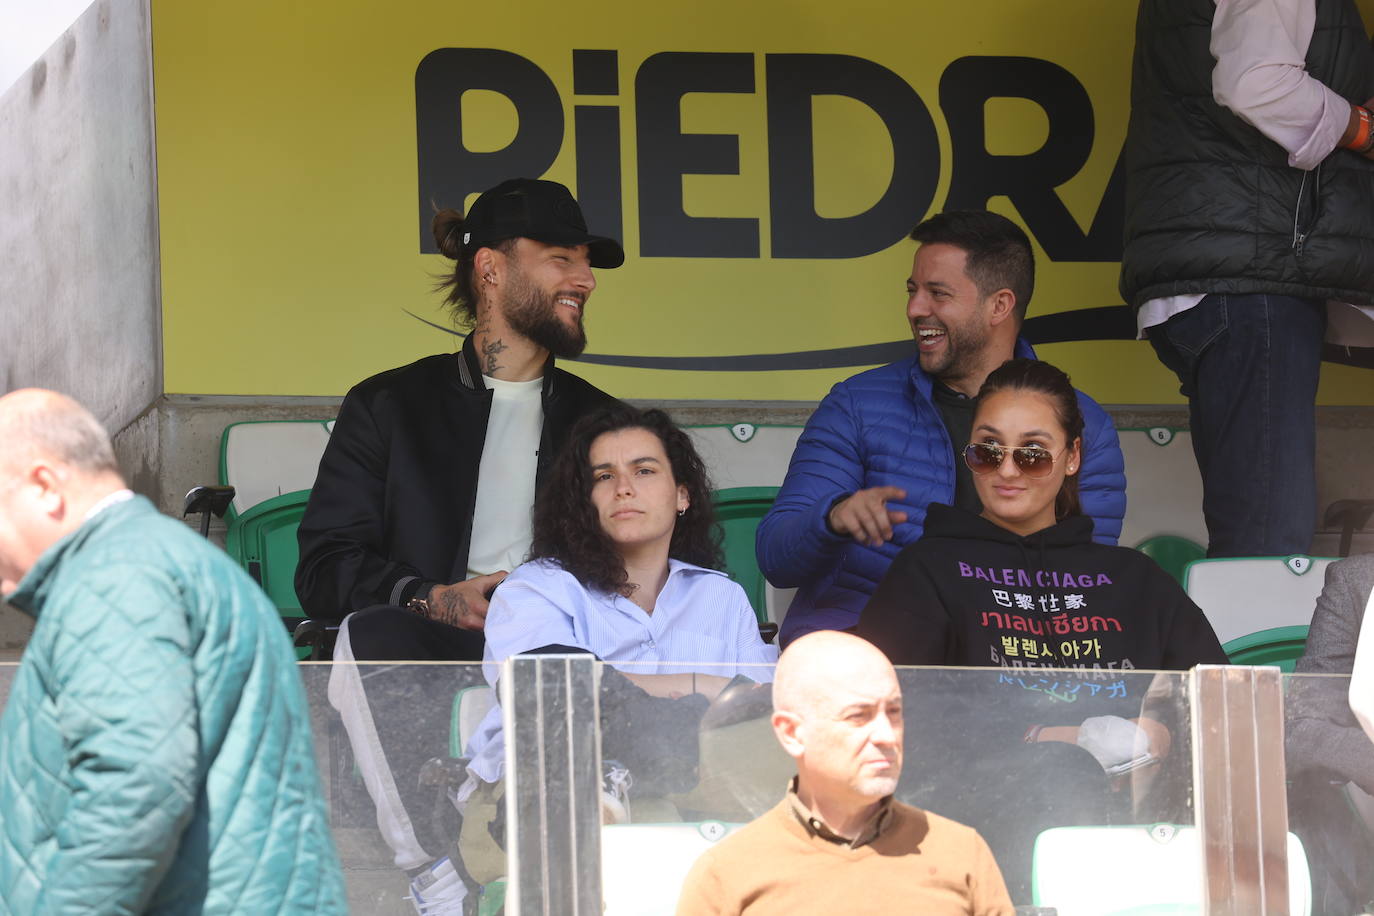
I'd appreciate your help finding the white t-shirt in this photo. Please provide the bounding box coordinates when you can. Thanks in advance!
[466,375,543,578]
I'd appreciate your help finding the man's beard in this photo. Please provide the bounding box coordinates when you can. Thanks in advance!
[503,269,587,359]
[914,318,989,383]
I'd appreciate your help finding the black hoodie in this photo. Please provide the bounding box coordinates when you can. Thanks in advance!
[857,504,1227,672]
[857,506,1225,900]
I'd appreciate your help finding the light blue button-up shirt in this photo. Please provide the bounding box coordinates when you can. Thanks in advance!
[467,558,778,782]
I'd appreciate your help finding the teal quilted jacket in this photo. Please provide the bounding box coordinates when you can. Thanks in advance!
[0,496,347,914]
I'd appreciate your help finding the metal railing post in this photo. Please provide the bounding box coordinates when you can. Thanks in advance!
[1191,665,1291,915]
[502,654,603,915]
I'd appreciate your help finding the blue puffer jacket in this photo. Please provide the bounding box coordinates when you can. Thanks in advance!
[0,496,346,914]
[758,341,1127,644]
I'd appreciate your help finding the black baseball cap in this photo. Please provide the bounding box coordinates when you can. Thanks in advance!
[460,178,625,269]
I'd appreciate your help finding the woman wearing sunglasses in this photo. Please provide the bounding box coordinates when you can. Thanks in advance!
[855,358,1226,903]
[858,357,1225,672]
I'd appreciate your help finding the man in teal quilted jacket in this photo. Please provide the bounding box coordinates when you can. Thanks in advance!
[0,389,346,914]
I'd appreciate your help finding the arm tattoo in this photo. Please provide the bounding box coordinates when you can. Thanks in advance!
[482,337,508,374]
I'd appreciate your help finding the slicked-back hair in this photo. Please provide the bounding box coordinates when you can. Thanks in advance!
[431,208,518,328]
[529,405,723,595]
[910,210,1035,321]
[975,358,1084,521]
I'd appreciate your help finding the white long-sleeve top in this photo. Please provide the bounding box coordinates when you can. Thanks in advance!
[1211,0,1354,170]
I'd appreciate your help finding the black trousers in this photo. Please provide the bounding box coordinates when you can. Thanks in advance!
[343,604,486,662]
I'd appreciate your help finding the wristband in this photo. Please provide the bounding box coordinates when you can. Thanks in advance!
[1344,105,1373,154]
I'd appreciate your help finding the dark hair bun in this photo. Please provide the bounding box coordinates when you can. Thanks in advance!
[432,209,466,260]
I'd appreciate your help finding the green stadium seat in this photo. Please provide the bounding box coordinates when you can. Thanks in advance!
[1135,534,1206,586]
[712,486,779,638]
[212,420,335,657]
[1221,625,1310,671]
[1183,555,1333,647]
[221,489,319,657]
[476,881,505,916]
[223,489,310,621]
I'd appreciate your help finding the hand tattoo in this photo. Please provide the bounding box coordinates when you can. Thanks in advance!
[433,586,473,629]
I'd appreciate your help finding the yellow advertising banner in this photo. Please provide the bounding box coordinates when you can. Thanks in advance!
[153,0,1374,403]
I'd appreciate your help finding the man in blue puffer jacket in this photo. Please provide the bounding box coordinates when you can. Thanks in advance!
[0,389,346,914]
[758,211,1127,646]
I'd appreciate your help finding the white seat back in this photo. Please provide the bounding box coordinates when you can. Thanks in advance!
[685,424,801,490]
[222,421,332,515]
[602,821,741,916]
[453,685,496,752]
[1117,428,1207,549]
[1184,556,1332,645]
[1032,824,1310,916]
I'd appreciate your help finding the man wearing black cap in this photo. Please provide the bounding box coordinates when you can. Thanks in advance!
[297,178,622,912]
[297,177,622,655]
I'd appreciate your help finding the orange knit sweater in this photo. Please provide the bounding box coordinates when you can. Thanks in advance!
[676,798,1014,915]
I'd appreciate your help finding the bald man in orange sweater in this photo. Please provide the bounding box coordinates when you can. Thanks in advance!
[676,631,1012,915]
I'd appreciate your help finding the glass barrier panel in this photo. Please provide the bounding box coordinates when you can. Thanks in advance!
[293,662,497,915]
[579,661,1197,915]
[0,662,16,712]
[1283,671,1374,916]
[0,659,499,914]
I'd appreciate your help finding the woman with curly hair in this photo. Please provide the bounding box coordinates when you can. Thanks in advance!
[463,403,777,789]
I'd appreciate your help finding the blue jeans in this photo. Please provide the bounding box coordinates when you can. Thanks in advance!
[1147,293,1326,558]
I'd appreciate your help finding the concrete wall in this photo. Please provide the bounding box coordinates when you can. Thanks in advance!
[0,0,160,428]
[0,0,160,649]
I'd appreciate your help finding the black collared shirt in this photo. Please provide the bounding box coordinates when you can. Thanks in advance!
[784,776,893,850]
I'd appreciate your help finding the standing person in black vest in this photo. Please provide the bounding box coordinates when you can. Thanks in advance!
[296,177,622,913]
[1121,0,1374,558]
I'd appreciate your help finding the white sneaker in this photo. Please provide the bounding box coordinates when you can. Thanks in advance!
[602,760,633,824]
[406,856,468,916]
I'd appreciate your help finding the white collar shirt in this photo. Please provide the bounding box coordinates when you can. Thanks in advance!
[466,557,778,783]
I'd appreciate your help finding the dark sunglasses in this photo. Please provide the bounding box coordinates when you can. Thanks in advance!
[963,442,1062,479]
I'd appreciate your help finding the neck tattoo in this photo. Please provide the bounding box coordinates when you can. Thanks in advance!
[482,337,508,374]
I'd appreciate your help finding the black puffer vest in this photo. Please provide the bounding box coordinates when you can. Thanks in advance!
[1120,0,1374,308]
